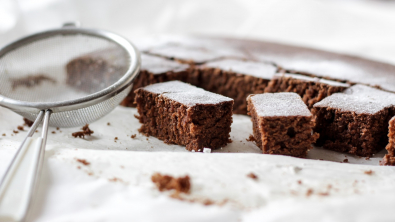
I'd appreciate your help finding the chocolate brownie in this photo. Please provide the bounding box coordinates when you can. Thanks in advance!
[120,54,189,107]
[382,116,395,166]
[313,85,395,157]
[265,73,350,109]
[135,81,233,151]
[66,47,129,93]
[247,92,319,157]
[190,59,278,114]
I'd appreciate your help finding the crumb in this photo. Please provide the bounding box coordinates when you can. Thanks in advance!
[76,159,90,166]
[114,137,118,140]
[77,166,81,169]
[318,192,329,196]
[109,177,122,182]
[23,118,34,127]
[203,199,214,206]
[297,180,302,185]
[52,131,56,134]
[228,138,233,143]
[151,173,191,194]
[131,134,136,139]
[343,158,349,163]
[306,189,313,197]
[57,127,60,130]
[72,124,94,138]
[246,135,255,142]
[319,159,324,161]
[2,134,5,136]
[13,130,18,134]
[364,170,374,175]
[107,122,111,126]
[247,173,258,180]
[35,130,38,133]
[88,172,93,176]
[365,157,370,160]
[327,184,333,189]
[146,138,149,141]
[17,126,24,131]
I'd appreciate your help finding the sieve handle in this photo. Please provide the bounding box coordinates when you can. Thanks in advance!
[0,110,51,222]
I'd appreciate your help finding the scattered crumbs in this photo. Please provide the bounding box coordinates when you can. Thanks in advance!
[246,134,255,142]
[364,170,374,175]
[146,137,149,141]
[343,158,349,163]
[202,199,214,206]
[77,166,81,169]
[56,127,60,130]
[23,118,34,127]
[131,134,136,139]
[107,122,111,126]
[52,131,56,134]
[13,130,18,134]
[2,134,5,136]
[109,177,123,182]
[247,173,258,180]
[297,180,302,185]
[365,157,370,160]
[228,138,233,143]
[35,130,39,133]
[72,124,94,138]
[114,137,118,140]
[17,126,24,131]
[151,172,191,194]
[306,189,313,197]
[76,159,90,166]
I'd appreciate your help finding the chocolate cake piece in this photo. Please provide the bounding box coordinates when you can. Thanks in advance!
[247,92,319,157]
[265,73,350,109]
[135,81,233,151]
[382,117,395,166]
[120,54,189,107]
[190,59,278,114]
[66,47,129,93]
[313,85,395,157]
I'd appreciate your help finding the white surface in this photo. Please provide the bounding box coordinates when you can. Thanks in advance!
[1,0,395,222]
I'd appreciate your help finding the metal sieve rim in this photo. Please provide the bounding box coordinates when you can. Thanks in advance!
[0,27,140,113]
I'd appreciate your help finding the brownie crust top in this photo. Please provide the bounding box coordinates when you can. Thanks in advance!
[248,92,311,117]
[141,54,189,75]
[142,80,233,106]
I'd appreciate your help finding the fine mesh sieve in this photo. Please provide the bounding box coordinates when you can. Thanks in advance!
[0,25,140,222]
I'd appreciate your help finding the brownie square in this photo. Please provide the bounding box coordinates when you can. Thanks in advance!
[247,92,319,157]
[313,85,395,157]
[382,116,395,166]
[120,54,189,107]
[135,81,234,152]
[265,73,350,109]
[191,59,278,114]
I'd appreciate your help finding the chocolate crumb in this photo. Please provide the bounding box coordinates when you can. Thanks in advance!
[364,170,374,175]
[2,134,5,136]
[13,130,18,134]
[107,122,111,126]
[77,166,81,169]
[76,159,90,166]
[23,118,34,127]
[11,74,56,90]
[114,137,118,140]
[306,189,313,196]
[146,137,149,141]
[228,138,233,143]
[247,173,258,180]
[318,192,329,196]
[17,126,24,131]
[131,134,136,139]
[35,130,38,133]
[109,177,122,182]
[246,134,256,142]
[52,131,56,134]
[297,180,302,185]
[72,124,94,138]
[57,127,60,130]
[365,157,370,160]
[343,158,349,163]
[151,173,191,194]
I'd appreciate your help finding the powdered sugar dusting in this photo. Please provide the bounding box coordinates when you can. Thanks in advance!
[249,92,311,117]
[141,54,189,74]
[143,81,233,106]
[204,59,277,79]
[314,85,395,114]
[274,73,350,87]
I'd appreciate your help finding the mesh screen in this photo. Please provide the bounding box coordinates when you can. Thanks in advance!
[0,33,133,127]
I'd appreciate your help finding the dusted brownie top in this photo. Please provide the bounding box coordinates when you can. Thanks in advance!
[202,59,277,79]
[273,73,350,87]
[314,84,395,114]
[141,54,189,74]
[248,92,311,117]
[148,45,242,64]
[143,81,233,106]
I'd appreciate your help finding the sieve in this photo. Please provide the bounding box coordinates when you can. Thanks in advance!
[0,24,140,221]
